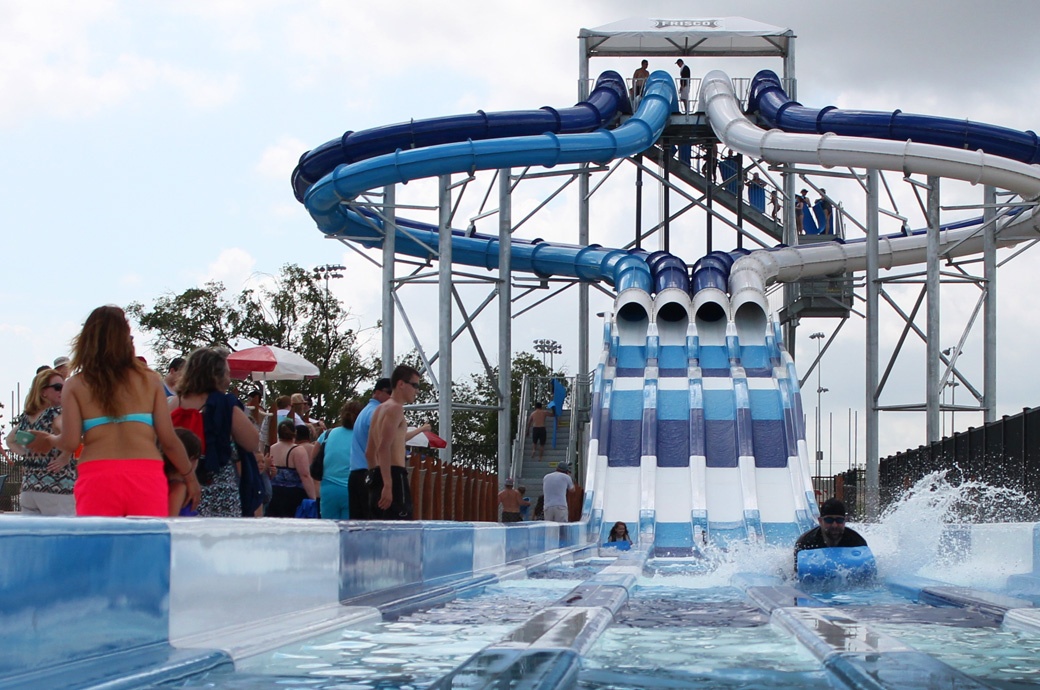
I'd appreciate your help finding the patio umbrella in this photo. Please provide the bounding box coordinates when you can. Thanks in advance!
[406,428,447,448]
[227,345,320,381]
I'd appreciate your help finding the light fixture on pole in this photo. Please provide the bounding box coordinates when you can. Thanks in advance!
[533,338,562,371]
[809,332,826,478]
[312,264,345,392]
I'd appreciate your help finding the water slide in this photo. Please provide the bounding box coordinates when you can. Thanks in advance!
[291,71,630,202]
[299,68,1040,553]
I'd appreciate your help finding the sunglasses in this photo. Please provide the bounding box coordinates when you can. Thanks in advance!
[821,516,846,525]
[403,379,421,389]
[44,383,64,392]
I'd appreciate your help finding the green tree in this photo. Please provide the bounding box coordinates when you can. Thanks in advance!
[128,263,379,421]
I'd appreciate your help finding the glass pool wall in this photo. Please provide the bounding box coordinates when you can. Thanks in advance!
[4,479,1040,690]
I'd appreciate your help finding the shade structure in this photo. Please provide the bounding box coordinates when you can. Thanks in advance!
[406,429,447,449]
[227,345,320,381]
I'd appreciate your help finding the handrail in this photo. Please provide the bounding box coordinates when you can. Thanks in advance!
[509,375,533,482]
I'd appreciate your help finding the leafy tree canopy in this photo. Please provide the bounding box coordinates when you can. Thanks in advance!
[127,263,380,421]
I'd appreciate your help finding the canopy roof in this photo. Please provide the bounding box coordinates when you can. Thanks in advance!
[580,17,794,58]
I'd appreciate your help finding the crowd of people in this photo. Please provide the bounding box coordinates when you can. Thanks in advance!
[2,304,435,522]
[3,304,864,577]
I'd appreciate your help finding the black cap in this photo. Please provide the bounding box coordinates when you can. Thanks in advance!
[375,377,392,393]
[819,498,847,517]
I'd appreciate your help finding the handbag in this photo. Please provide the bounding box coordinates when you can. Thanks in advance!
[310,435,326,481]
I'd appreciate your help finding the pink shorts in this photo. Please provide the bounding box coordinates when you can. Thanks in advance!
[75,459,168,518]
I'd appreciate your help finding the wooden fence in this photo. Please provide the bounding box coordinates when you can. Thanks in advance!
[409,453,498,521]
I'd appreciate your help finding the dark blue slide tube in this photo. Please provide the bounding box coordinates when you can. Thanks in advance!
[690,251,733,296]
[337,208,650,288]
[748,70,1040,165]
[292,71,631,201]
[647,251,690,294]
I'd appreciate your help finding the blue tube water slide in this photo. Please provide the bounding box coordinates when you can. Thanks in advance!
[292,71,631,202]
[303,70,677,289]
[748,69,1040,165]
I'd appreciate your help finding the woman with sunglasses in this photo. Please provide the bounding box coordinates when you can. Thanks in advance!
[793,497,868,573]
[33,305,201,517]
[5,368,74,515]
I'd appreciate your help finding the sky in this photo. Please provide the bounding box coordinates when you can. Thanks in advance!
[3,0,1040,468]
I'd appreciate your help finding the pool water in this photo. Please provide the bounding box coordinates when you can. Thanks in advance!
[165,579,583,689]
[870,622,1040,685]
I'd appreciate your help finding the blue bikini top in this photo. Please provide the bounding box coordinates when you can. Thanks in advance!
[81,413,154,432]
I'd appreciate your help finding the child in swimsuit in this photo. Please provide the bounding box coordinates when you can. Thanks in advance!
[165,428,202,516]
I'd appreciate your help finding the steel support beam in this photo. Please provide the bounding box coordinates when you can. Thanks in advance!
[498,168,513,485]
[381,184,396,378]
[865,169,880,520]
[926,176,941,443]
[983,186,997,423]
[438,175,453,464]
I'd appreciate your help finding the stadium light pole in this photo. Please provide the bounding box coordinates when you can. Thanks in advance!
[533,338,562,372]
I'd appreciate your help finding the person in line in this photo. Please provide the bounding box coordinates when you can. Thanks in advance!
[816,188,834,234]
[631,59,649,97]
[793,498,868,572]
[162,357,186,397]
[607,521,632,545]
[795,188,810,233]
[528,401,552,461]
[6,368,74,515]
[349,378,392,519]
[676,58,691,113]
[267,421,317,517]
[262,395,292,452]
[541,461,575,522]
[165,428,202,516]
[518,485,531,521]
[366,364,422,520]
[497,478,523,523]
[769,188,781,223]
[169,347,259,517]
[317,400,363,520]
[288,393,309,427]
[243,387,271,514]
[302,395,326,436]
[52,356,71,379]
[37,305,200,517]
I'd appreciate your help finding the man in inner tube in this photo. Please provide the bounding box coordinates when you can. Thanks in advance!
[794,498,868,572]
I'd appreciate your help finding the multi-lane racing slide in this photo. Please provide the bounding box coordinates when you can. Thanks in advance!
[297,68,1040,553]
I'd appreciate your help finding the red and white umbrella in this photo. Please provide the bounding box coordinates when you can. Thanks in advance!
[228,345,320,381]
[406,428,447,448]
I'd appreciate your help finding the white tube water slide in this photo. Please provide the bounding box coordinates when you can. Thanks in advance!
[587,72,1040,554]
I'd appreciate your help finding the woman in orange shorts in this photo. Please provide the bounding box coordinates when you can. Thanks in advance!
[32,305,201,517]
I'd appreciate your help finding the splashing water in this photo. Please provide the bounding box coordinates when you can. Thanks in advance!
[856,470,1038,589]
[643,470,1036,591]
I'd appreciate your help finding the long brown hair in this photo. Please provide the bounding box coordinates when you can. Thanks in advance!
[23,368,61,417]
[71,305,148,416]
[177,347,230,397]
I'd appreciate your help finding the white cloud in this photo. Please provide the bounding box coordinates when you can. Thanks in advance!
[255,137,309,180]
[197,248,257,291]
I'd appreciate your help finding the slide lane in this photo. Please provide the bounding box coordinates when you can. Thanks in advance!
[748,69,1040,165]
[292,71,630,201]
[585,284,814,552]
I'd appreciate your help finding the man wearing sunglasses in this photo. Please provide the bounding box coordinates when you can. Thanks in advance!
[366,364,423,520]
[793,498,868,572]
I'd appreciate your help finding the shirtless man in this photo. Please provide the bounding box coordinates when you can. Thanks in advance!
[528,401,552,460]
[498,478,522,523]
[631,59,649,97]
[366,364,422,519]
